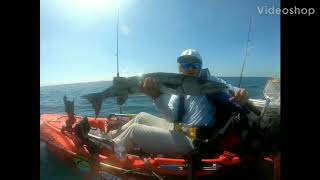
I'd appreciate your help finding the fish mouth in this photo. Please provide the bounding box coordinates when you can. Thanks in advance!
[184,73,198,77]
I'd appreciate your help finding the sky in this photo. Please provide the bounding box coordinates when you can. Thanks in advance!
[40,0,280,86]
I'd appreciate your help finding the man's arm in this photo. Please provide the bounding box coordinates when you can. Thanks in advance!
[153,95,178,121]
[211,76,261,116]
[139,77,178,121]
[242,100,262,116]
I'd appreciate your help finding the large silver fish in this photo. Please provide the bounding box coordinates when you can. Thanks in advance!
[82,72,228,117]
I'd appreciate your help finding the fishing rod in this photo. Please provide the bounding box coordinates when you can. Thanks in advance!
[236,16,262,116]
[116,7,123,114]
[237,16,253,88]
[116,8,120,78]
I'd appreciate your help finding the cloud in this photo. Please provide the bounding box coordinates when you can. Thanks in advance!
[120,24,130,36]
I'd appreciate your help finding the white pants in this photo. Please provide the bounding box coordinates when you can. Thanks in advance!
[112,112,194,156]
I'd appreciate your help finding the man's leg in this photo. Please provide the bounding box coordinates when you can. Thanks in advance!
[124,112,171,129]
[110,112,172,137]
[113,123,194,156]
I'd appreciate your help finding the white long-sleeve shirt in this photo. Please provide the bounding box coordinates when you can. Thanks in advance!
[153,76,238,127]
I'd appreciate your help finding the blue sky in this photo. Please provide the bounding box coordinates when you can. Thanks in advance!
[40,0,280,86]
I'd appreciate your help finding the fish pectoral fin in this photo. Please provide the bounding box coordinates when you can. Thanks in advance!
[81,92,105,118]
[116,95,128,105]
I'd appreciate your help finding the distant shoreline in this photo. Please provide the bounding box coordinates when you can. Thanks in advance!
[40,80,110,88]
[40,77,272,88]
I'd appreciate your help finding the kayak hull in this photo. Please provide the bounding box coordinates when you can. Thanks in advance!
[40,113,275,180]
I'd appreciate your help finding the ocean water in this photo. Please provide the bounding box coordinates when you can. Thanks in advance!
[40,77,270,180]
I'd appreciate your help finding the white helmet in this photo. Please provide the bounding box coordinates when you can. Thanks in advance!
[177,49,202,64]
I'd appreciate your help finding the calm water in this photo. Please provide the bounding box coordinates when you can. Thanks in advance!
[40,77,270,180]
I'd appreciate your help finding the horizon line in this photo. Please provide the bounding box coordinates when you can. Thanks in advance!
[40,76,274,88]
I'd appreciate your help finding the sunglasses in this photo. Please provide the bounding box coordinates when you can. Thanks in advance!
[180,62,202,70]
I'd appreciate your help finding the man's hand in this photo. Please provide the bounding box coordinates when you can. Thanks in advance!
[229,88,249,106]
[139,77,161,100]
[230,88,261,116]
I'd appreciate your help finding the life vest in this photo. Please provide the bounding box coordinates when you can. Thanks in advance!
[174,70,250,140]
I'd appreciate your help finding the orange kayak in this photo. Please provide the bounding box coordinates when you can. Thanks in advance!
[40,113,275,180]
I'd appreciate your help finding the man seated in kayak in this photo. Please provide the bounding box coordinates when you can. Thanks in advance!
[110,49,254,156]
